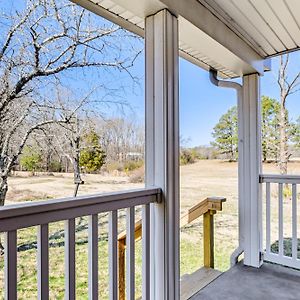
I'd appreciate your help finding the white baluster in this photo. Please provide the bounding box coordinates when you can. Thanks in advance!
[142,204,150,300]
[88,215,98,300]
[109,211,118,300]
[266,182,271,255]
[292,184,297,261]
[4,230,17,300]
[65,219,76,300]
[278,183,283,257]
[38,224,49,300]
[126,207,135,300]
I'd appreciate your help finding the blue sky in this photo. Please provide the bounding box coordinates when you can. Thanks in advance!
[56,46,300,148]
[126,51,300,147]
[2,0,300,148]
[180,53,300,147]
[179,59,237,147]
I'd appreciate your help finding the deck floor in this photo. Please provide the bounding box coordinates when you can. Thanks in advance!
[190,262,300,300]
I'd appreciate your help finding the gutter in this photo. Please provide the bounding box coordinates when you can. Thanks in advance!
[209,69,244,266]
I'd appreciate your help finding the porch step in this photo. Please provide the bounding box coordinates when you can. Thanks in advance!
[180,267,222,300]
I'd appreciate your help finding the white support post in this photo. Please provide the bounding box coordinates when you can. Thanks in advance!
[241,73,263,268]
[145,9,180,300]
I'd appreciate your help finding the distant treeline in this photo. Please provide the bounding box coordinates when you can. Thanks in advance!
[15,117,144,175]
[211,96,300,164]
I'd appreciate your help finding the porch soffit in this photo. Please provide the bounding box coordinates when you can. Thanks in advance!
[72,0,300,78]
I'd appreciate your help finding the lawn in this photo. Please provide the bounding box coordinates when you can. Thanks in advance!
[1,160,299,298]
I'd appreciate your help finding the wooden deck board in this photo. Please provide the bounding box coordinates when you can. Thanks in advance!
[180,267,222,299]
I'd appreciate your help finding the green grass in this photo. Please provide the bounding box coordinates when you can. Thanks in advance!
[0,224,234,299]
[0,200,238,299]
[180,218,238,276]
[0,214,147,299]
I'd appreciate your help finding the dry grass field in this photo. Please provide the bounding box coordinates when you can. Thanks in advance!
[1,160,299,298]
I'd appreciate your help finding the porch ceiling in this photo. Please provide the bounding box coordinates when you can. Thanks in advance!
[73,0,300,78]
[198,0,300,58]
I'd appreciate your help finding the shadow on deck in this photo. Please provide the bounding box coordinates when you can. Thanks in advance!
[189,262,300,300]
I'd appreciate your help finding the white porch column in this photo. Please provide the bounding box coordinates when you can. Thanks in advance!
[241,73,263,268]
[145,9,180,300]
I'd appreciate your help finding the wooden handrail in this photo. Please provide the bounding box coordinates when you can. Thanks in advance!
[0,188,161,232]
[180,197,226,226]
[118,196,226,299]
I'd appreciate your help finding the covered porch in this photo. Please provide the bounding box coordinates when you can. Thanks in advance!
[1,0,300,299]
[191,262,300,300]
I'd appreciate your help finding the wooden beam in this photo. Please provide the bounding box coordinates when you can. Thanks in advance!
[118,219,142,246]
[203,211,215,268]
[118,242,126,300]
[117,196,226,296]
[119,197,226,246]
[180,267,221,299]
[180,197,226,227]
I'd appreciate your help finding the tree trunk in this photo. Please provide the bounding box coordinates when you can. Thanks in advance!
[262,144,267,162]
[0,176,7,253]
[0,176,8,206]
[72,139,84,197]
[73,157,83,197]
[279,103,288,175]
[46,151,51,172]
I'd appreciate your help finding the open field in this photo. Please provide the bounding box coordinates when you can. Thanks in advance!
[6,172,144,204]
[1,160,300,298]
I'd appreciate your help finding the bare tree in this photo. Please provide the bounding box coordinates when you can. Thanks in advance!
[57,117,85,197]
[52,86,113,197]
[277,55,300,174]
[99,117,144,162]
[0,0,141,205]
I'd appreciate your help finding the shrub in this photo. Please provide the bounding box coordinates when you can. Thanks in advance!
[80,131,106,173]
[180,150,195,165]
[49,160,62,173]
[20,146,42,174]
[105,161,124,173]
[129,167,144,183]
[104,160,144,175]
[124,160,144,173]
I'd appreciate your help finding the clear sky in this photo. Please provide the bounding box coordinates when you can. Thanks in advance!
[125,50,300,147]
[2,0,300,148]
[179,52,300,147]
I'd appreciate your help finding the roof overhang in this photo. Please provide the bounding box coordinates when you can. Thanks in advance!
[72,0,300,78]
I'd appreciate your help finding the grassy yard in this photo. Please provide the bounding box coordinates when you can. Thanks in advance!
[1,160,299,298]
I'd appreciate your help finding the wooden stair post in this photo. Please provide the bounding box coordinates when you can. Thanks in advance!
[118,241,126,300]
[118,220,142,300]
[203,210,216,268]
[117,197,226,299]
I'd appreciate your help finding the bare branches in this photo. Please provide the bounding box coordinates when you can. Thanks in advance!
[278,54,300,105]
[0,0,140,110]
[277,54,300,174]
[0,1,39,61]
[286,72,300,96]
[0,0,142,204]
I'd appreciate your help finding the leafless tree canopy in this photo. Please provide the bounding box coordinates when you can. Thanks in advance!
[277,54,300,174]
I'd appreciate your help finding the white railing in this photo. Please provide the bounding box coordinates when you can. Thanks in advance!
[260,174,300,269]
[0,187,161,300]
